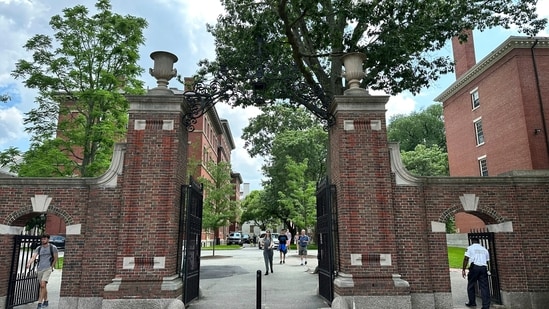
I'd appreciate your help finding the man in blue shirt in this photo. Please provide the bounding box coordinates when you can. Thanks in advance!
[278,229,288,264]
[298,229,309,266]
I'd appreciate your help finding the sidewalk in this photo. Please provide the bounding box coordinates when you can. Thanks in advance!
[188,247,329,309]
[19,248,482,309]
[17,269,61,309]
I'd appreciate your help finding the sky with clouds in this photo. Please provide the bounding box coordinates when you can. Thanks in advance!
[1,0,548,191]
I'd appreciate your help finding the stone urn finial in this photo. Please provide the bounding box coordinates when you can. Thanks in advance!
[149,51,178,94]
[341,52,368,95]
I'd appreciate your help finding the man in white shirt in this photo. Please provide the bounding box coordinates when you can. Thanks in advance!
[462,238,490,309]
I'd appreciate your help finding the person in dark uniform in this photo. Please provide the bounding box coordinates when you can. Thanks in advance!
[462,238,491,309]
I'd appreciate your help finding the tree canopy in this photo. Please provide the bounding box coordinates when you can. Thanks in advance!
[277,158,316,231]
[387,104,448,176]
[401,144,449,176]
[387,103,446,152]
[240,105,327,233]
[2,0,147,177]
[198,0,546,123]
[240,189,278,230]
[199,161,240,255]
[242,104,322,158]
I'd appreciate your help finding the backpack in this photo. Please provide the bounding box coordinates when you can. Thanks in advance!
[38,244,55,266]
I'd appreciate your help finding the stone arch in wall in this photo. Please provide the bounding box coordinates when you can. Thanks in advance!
[437,193,513,233]
[4,203,75,228]
[2,194,78,233]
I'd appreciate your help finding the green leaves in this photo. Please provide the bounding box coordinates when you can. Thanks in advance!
[203,0,547,116]
[277,158,316,230]
[199,161,240,232]
[388,104,446,152]
[401,144,449,176]
[8,0,147,177]
[241,105,327,228]
[388,104,449,176]
[0,94,10,103]
[242,104,321,158]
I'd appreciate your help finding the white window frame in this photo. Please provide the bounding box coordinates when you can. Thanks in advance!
[470,88,480,110]
[473,117,484,146]
[478,155,488,176]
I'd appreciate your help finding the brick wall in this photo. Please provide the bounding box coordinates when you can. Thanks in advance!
[330,92,549,308]
[0,94,189,304]
[0,180,111,299]
[443,43,549,177]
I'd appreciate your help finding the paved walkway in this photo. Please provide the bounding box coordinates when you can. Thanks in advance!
[188,248,329,309]
[16,247,486,309]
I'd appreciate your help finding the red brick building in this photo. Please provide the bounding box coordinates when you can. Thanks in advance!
[2,54,549,307]
[437,36,549,176]
[435,36,549,232]
[186,107,241,244]
[43,78,242,243]
[180,78,241,244]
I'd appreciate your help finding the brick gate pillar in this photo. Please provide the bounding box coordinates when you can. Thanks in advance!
[329,54,411,308]
[102,51,187,308]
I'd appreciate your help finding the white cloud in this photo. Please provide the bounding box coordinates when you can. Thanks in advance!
[386,93,417,121]
[538,0,549,36]
[0,106,27,147]
[0,0,548,190]
[215,103,265,190]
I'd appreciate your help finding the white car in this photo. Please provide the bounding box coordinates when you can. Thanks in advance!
[227,231,244,245]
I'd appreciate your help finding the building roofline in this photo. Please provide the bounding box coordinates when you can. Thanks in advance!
[221,119,235,150]
[231,172,243,183]
[435,36,549,102]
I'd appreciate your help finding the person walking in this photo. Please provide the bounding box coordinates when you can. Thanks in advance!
[278,229,288,264]
[26,234,59,309]
[462,238,491,309]
[285,229,292,254]
[262,230,274,275]
[298,229,309,266]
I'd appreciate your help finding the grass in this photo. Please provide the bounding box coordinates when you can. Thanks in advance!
[53,246,463,269]
[289,244,318,250]
[447,246,466,268]
[201,244,249,250]
[200,244,319,250]
[55,257,63,269]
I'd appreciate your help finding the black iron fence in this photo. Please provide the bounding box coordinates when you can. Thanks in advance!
[316,177,336,304]
[181,177,203,305]
[7,235,40,309]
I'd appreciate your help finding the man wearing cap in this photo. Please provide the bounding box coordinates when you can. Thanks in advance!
[26,234,59,309]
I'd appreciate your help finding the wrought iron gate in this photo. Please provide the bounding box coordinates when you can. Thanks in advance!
[468,230,502,305]
[7,235,41,309]
[179,177,203,305]
[316,177,336,304]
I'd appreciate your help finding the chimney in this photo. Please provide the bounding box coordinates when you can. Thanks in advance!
[451,29,476,79]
